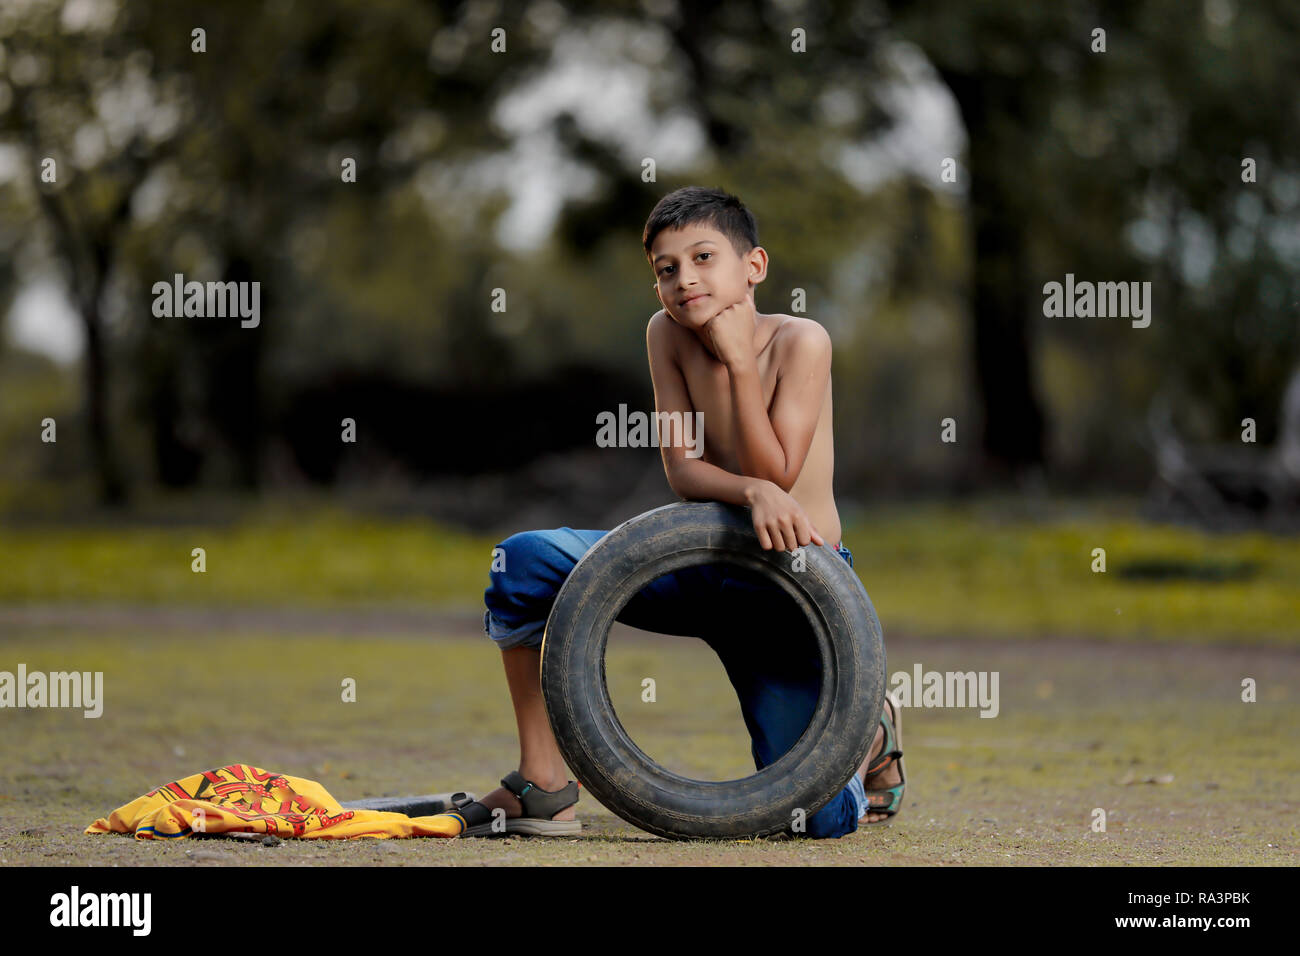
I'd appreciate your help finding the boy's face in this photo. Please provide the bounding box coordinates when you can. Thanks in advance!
[650,223,765,333]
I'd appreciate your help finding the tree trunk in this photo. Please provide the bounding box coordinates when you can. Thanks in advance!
[945,71,1047,480]
[81,303,126,505]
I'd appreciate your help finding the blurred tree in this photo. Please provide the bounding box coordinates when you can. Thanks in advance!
[885,0,1300,483]
[1,0,551,500]
[2,0,1296,510]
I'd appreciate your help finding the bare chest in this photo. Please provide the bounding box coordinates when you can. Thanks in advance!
[679,350,781,465]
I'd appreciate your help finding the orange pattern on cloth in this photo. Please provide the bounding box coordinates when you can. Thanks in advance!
[86,764,464,840]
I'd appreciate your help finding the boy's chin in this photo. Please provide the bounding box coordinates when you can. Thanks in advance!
[667,309,708,331]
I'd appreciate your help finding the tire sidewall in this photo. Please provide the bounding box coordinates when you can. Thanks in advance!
[541,501,885,839]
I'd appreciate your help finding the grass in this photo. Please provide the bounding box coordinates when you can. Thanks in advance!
[1,494,1295,864]
[1,495,1297,644]
[842,500,1300,644]
[0,501,489,606]
[0,627,1295,866]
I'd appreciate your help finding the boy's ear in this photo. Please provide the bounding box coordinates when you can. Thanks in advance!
[746,245,769,287]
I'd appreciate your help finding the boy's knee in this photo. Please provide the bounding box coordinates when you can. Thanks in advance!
[484,531,555,604]
[795,790,860,840]
[489,527,590,578]
[483,529,575,651]
[489,530,546,576]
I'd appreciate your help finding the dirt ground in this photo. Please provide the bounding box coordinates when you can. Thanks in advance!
[0,606,1296,866]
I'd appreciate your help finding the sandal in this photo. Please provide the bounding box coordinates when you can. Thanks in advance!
[449,771,582,837]
[861,691,905,820]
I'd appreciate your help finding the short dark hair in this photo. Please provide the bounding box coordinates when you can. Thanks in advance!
[643,186,759,264]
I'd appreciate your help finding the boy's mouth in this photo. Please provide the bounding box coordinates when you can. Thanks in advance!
[680,293,709,306]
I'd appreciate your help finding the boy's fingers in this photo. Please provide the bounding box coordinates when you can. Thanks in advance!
[755,524,772,550]
[768,521,783,551]
[769,521,789,552]
[794,517,813,546]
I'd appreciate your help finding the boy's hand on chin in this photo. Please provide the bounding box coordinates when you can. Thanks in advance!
[703,290,757,369]
[745,480,825,552]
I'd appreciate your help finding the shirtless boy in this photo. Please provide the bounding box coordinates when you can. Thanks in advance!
[455,186,904,839]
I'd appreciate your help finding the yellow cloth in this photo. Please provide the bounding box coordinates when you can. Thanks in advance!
[86,764,464,840]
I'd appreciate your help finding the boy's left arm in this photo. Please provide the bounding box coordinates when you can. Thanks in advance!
[708,293,832,492]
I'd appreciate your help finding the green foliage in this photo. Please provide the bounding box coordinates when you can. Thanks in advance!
[1,499,1295,643]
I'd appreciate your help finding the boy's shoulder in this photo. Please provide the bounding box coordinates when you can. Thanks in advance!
[646,307,674,336]
[768,312,833,356]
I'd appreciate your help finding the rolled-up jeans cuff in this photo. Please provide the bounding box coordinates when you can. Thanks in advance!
[845,772,868,821]
[484,609,545,650]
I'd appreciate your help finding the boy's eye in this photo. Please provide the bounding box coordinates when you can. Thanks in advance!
[658,253,711,278]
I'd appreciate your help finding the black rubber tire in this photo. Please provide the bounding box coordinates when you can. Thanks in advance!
[540,501,885,840]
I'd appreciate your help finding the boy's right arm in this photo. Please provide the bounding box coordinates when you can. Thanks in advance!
[646,312,822,551]
[647,311,751,506]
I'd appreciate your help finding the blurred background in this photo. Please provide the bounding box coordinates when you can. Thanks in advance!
[0,0,1298,634]
[3,0,1298,524]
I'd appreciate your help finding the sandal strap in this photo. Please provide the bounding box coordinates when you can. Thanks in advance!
[865,699,902,775]
[500,770,578,819]
[866,748,903,777]
[878,702,899,756]
[863,783,904,813]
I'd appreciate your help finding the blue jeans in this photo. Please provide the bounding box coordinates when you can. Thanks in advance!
[483,527,868,839]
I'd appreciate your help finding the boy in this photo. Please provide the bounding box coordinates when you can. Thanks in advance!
[458,186,903,839]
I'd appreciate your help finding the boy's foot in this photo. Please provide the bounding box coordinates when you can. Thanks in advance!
[858,692,905,824]
[478,771,577,823]
[450,770,580,836]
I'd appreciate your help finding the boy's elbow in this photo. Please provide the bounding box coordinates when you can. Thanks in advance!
[770,472,797,494]
[763,458,798,493]
[664,459,690,499]
[666,457,708,500]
